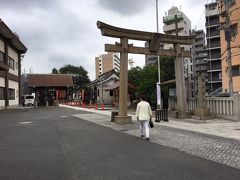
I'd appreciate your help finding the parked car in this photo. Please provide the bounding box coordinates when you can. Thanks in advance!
[23,95,35,106]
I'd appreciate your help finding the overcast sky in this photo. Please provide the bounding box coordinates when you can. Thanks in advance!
[0,0,208,80]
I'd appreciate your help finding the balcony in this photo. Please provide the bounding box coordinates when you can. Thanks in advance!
[205,8,219,17]
[206,31,220,38]
[163,22,184,33]
[163,14,183,24]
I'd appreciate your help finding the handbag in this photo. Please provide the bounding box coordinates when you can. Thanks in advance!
[149,119,154,128]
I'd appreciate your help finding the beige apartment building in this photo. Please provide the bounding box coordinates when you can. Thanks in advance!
[0,18,27,109]
[219,0,240,93]
[95,52,120,78]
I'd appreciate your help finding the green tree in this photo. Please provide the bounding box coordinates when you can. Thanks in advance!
[52,68,59,74]
[128,66,142,86]
[160,57,175,96]
[54,64,90,91]
[137,65,158,108]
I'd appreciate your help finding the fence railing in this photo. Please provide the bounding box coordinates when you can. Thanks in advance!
[169,94,240,121]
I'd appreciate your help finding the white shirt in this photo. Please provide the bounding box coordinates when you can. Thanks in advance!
[136,100,152,121]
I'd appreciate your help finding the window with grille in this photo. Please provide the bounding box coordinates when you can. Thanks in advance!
[0,87,4,100]
[8,88,15,100]
[0,51,4,62]
[232,65,240,77]
[8,57,15,70]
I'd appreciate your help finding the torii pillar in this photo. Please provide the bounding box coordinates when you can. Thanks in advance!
[174,43,188,118]
[115,37,132,124]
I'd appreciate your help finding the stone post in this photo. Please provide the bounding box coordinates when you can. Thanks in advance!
[233,94,240,121]
[115,37,132,124]
[174,44,188,118]
[193,76,211,119]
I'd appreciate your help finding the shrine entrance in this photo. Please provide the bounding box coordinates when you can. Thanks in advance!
[97,21,194,124]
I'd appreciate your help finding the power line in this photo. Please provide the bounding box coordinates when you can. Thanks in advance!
[196,0,210,30]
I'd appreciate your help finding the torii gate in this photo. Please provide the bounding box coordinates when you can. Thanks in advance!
[97,21,194,124]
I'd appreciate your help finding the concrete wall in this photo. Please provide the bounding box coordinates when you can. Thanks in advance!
[8,80,19,106]
[0,39,4,52]
[97,80,115,104]
[95,52,120,78]
[95,56,100,78]
[8,46,19,76]
[220,0,240,93]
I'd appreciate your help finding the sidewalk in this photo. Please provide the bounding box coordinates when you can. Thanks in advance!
[60,104,240,141]
[60,104,240,170]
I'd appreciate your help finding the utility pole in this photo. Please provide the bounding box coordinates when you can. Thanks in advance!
[219,0,233,96]
[156,0,161,108]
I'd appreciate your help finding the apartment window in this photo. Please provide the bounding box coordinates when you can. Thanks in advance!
[230,24,238,35]
[227,0,236,8]
[232,65,240,77]
[8,88,15,100]
[0,51,4,62]
[0,87,4,100]
[8,57,15,70]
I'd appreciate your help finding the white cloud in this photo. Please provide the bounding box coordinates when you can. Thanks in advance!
[1,0,207,80]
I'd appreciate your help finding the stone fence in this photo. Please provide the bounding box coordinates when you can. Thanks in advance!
[169,94,240,121]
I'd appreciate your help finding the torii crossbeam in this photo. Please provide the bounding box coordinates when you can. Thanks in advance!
[97,21,194,124]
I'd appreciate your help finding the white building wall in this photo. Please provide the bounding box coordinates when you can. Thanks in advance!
[0,77,5,87]
[8,47,19,76]
[0,39,4,52]
[8,80,19,106]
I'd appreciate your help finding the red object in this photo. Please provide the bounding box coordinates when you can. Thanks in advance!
[95,104,98,110]
[101,104,104,110]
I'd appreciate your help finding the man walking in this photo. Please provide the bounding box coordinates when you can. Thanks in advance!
[136,95,152,141]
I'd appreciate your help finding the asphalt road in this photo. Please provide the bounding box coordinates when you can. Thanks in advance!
[0,107,239,180]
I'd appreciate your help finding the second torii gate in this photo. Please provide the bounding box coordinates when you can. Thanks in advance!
[97,21,194,124]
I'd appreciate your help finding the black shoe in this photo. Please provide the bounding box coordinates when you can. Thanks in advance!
[141,135,144,138]
[146,138,149,141]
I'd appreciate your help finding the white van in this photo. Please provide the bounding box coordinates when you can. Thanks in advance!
[23,95,35,106]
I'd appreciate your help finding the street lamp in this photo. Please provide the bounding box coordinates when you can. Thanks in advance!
[156,0,161,108]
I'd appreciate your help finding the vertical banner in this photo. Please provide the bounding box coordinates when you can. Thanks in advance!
[157,82,161,108]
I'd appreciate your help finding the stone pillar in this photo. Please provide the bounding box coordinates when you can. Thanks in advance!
[174,44,188,118]
[193,76,211,120]
[233,94,240,121]
[115,37,132,124]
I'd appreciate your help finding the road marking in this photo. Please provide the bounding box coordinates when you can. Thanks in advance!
[19,121,32,125]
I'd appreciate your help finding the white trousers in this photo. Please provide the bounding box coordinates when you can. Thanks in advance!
[139,120,149,138]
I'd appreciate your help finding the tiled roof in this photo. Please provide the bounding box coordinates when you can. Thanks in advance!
[104,80,137,91]
[0,18,27,53]
[91,69,118,85]
[28,74,73,87]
